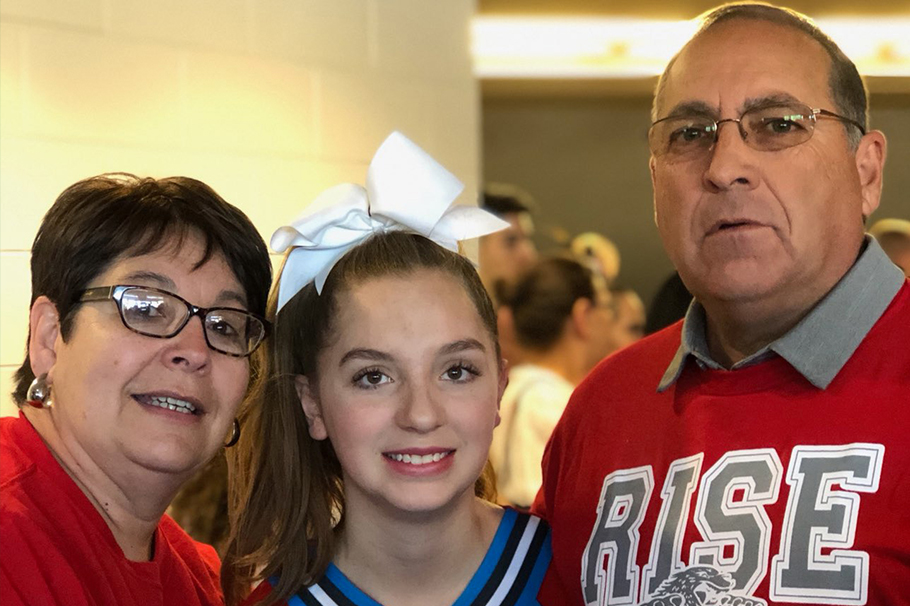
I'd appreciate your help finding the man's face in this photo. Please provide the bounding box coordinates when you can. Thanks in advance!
[478,211,538,293]
[650,19,884,312]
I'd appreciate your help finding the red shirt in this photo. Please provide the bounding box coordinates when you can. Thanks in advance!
[534,284,910,606]
[0,414,223,606]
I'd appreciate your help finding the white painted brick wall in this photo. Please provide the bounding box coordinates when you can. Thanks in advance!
[0,0,480,416]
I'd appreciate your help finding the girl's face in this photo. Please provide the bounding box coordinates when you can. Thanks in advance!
[297,269,505,517]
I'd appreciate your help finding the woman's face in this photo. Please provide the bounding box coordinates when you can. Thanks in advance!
[300,269,504,517]
[39,234,252,480]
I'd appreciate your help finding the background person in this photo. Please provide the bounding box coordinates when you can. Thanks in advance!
[606,285,646,354]
[489,257,615,510]
[0,174,272,605]
[222,133,552,606]
[533,5,909,605]
[479,185,539,303]
[869,217,910,277]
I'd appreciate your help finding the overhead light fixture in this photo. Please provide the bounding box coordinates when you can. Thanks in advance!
[472,16,910,79]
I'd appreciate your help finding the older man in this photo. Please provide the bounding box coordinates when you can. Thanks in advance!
[533,4,909,606]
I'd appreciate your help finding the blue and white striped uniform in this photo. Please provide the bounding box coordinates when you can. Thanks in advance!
[279,509,551,606]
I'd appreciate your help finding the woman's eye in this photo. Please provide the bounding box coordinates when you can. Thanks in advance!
[353,369,391,389]
[442,364,479,383]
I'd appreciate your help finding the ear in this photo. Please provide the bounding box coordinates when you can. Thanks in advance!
[494,357,509,428]
[854,130,887,218]
[649,156,660,228]
[295,375,328,440]
[28,296,61,381]
[571,297,594,340]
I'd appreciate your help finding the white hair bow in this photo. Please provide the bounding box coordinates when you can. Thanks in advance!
[270,131,509,311]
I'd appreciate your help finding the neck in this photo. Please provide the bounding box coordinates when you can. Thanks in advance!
[701,304,802,367]
[520,338,586,385]
[699,234,866,367]
[335,492,502,606]
[24,409,184,561]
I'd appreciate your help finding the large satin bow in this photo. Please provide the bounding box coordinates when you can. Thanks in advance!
[270,131,509,311]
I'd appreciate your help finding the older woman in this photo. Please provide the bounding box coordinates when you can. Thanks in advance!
[0,174,271,605]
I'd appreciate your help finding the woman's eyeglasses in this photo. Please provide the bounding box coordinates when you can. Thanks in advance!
[80,285,269,357]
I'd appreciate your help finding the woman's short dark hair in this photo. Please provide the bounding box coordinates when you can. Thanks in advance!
[12,173,272,405]
[500,257,595,351]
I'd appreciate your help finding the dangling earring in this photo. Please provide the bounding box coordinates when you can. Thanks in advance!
[224,418,241,448]
[25,373,52,409]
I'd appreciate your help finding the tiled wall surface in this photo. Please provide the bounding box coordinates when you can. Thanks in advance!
[0,0,480,416]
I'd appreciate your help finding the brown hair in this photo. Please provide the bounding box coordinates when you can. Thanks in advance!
[499,257,596,351]
[222,231,500,606]
[652,2,868,150]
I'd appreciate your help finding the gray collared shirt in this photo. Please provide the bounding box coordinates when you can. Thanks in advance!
[658,236,906,392]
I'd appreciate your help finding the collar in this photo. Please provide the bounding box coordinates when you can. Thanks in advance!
[658,236,905,391]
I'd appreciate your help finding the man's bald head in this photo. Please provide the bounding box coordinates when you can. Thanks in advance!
[652,2,867,150]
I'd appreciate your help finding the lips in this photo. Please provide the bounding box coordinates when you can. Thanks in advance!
[707,218,766,235]
[134,392,203,415]
[382,448,455,466]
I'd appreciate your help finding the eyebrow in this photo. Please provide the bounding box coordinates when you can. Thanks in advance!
[439,338,487,356]
[660,92,807,121]
[740,92,804,113]
[338,339,487,368]
[120,270,248,308]
[339,348,393,367]
[660,100,717,120]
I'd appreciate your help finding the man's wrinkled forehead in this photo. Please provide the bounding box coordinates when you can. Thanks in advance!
[653,18,832,119]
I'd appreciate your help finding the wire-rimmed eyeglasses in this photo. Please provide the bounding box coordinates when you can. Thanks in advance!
[648,102,865,162]
[80,285,269,357]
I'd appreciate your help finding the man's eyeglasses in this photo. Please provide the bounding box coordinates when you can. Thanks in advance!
[648,102,865,162]
[80,285,269,357]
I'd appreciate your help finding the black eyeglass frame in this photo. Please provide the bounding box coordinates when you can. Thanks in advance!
[79,284,270,357]
[648,103,866,158]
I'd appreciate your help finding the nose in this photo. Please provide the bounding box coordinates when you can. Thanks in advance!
[163,316,211,373]
[396,381,444,433]
[702,119,760,193]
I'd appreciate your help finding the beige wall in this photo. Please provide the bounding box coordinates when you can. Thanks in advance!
[0,0,480,416]
[483,93,910,308]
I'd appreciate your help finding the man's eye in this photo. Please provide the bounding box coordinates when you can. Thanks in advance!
[670,125,708,144]
[765,118,798,133]
[758,114,808,135]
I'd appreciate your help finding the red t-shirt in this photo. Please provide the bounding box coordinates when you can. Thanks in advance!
[534,284,910,606]
[0,414,223,606]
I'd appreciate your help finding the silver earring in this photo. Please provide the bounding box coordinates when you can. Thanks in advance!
[26,373,52,409]
[224,418,240,448]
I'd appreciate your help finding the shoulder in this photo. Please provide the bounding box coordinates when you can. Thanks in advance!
[0,416,36,488]
[240,580,284,606]
[507,366,574,410]
[497,510,552,603]
[562,323,681,416]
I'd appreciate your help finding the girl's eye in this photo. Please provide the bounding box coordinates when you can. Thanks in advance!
[353,369,391,389]
[442,364,480,383]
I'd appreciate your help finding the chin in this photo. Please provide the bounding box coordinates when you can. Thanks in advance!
[125,439,211,477]
[688,261,788,304]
